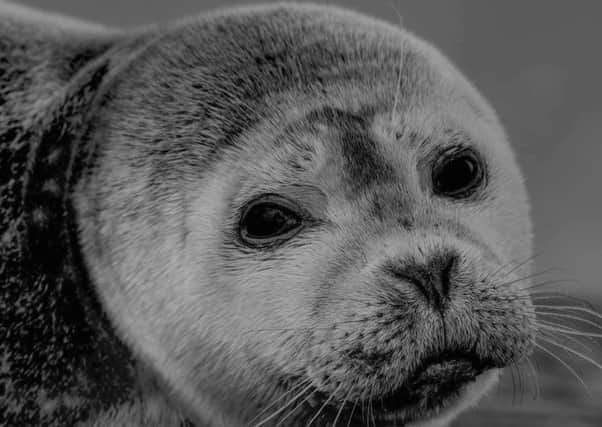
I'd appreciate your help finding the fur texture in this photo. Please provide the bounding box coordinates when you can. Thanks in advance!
[1,2,535,426]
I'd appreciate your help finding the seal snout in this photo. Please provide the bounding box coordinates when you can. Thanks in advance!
[383,250,459,311]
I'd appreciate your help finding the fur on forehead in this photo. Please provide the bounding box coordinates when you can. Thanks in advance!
[96,3,504,180]
[198,81,513,209]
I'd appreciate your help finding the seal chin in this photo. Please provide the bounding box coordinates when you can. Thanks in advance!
[405,368,501,427]
[373,352,499,426]
[312,353,501,427]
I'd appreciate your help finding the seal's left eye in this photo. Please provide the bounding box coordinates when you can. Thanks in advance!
[239,195,303,247]
[432,148,485,199]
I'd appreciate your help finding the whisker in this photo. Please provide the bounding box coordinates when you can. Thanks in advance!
[538,335,602,370]
[249,380,311,424]
[518,362,532,403]
[389,2,404,125]
[525,356,540,401]
[306,382,344,427]
[509,364,517,405]
[514,363,525,404]
[530,291,597,308]
[369,385,376,427]
[524,278,578,292]
[253,381,314,427]
[274,391,315,427]
[242,320,366,335]
[540,327,600,355]
[489,253,541,283]
[361,395,367,426]
[536,311,602,331]
[531,294,602,313]
[534,342,590,393]
[312,295,374,306]
[366,387,372,427]
[512,364,522,405]
[495,369,504,396]
[332,385,354,427]
[275,395,313,427]
[492,270,559,291]
[533,305,602,321]
[537,321,602,339]
[346,399,358,427]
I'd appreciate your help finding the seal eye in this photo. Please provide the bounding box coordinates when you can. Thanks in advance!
[239,195,303,246]
[432,148,485,198]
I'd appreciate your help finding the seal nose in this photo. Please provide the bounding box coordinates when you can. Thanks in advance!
[385,252,458,311]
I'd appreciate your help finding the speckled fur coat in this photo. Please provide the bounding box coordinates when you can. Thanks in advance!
[0,4,181,426]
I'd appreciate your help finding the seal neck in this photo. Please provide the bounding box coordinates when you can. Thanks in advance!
[0,50,138,425]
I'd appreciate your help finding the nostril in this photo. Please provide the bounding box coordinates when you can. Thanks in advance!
[384,266,427,296]
[383,262,435,307]
[438,254,457,299]
[383,252,459,311]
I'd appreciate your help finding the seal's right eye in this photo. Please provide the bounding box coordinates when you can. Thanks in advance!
[239,195,304,247]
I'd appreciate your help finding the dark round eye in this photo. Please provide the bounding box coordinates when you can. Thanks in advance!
[432,148,485,198]
[239,195,303,247]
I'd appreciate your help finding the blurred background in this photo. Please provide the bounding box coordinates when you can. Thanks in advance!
[17,0,602,425]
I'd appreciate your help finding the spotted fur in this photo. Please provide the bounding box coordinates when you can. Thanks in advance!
[0,3,188,426]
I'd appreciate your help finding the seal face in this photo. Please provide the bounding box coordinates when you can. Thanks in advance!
[2,3,537,426]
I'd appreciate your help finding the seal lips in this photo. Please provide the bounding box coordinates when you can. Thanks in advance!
[303,350,497,426]
[374,351,495,416]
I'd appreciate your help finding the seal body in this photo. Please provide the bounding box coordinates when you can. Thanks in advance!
[1,2,535,426]
[0,3,186,425]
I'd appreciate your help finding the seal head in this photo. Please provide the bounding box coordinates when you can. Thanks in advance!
[76,3,535,426]
[1,3,535,426]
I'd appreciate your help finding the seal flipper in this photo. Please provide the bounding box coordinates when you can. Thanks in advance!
[0,4,166,426]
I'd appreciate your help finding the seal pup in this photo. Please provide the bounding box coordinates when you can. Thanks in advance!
[1,2,542,426]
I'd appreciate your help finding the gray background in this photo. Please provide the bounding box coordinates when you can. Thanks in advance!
[16,1,602,425]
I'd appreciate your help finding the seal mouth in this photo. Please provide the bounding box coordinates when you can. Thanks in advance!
[376,350,494,414]
[317,350,498,426]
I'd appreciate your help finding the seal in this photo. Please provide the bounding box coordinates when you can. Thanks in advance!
[1,2,538,426]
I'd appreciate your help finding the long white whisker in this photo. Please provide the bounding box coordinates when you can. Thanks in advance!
[533,305,602,320]
[390,1,404,125]
[243,320,366,335]
[346,399,358,427]
[493,271,560,291]
[539,328,599,355]
[534,342,590,393]
[531,292,596,308]
[249,380,311,424]
[369,385,376,427]
[253,381,314,427]
[514,363,525,403]
[525,356,540,400]
[306,382,344,427]
[524,277,577,291]
[518,363,531,403]
[361,395,367,426]
[536,311,602,331]
[539,336,602,371]
[332,385,354,427]
[508,364,517,405]
[275,393,314,427]
[490,253,540,282]
[537,321,602,339]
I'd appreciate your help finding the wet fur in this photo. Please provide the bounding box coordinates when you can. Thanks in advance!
[0,2,535,426]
